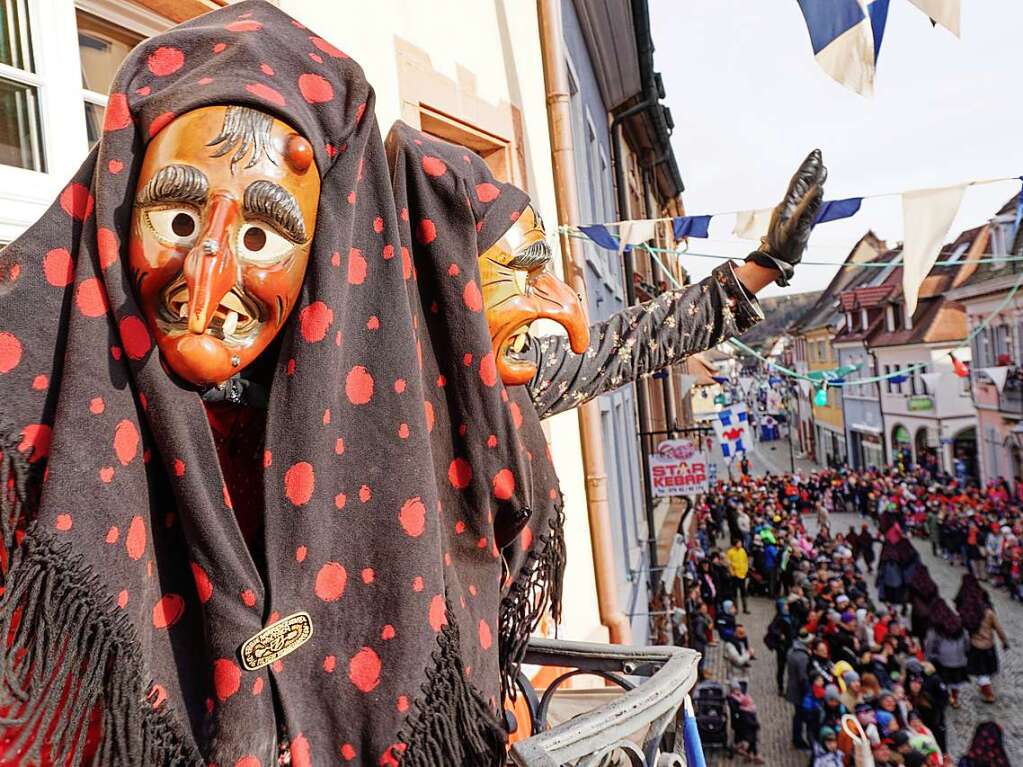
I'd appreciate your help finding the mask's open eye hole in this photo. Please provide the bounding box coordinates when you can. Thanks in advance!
[146,208,200,248]
[171,212,195,237]
[243,227,266,251]
[238,223,293,264]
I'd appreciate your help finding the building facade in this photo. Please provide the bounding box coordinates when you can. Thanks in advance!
[948,202,1023,486]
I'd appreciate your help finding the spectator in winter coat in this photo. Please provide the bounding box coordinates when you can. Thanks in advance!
[726,538,751,613]
[906,665,949,752]
[724,624,755,677]
[785,631,812,749]
[924,599,970,708]
[816,685,848,737]
[812,727,844,767]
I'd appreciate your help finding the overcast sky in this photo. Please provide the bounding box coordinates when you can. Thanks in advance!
[648,0,1023,298]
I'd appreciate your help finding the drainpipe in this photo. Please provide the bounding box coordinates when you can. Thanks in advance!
[610,103,661,599]
[640,163,677,432]
[537,0,631,644]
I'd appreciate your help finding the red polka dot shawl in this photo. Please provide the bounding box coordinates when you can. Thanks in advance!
[0,2,563,765]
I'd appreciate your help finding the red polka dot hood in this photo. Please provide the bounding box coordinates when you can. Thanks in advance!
[0,2,563,765]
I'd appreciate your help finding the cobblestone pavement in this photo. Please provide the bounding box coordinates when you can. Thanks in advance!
[701,591,804,767]
[701,444,1023,764]
[702,441,815,767]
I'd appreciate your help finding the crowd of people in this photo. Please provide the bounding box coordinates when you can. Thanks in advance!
[680,466,1014,767]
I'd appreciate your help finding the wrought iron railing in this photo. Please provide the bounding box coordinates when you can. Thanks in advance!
[509,638,700,766]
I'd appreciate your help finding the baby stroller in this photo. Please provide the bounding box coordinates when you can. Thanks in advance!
[693,681,730,755]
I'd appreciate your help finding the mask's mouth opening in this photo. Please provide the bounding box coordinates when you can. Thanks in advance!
[503,325,530,357]
[158,279,264,342]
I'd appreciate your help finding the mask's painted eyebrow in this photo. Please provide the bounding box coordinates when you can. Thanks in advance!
[508,238,552,270]
[136,164,209,207]
[243,179,307,243]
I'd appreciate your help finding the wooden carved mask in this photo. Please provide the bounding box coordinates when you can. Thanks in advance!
[129,105,320,387]
[478,205,589,385]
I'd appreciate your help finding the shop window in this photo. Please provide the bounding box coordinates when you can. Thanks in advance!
[0,0,44,171]
[77,10,143,148]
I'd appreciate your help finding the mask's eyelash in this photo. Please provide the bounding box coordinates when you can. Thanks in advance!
[507,240,551,271]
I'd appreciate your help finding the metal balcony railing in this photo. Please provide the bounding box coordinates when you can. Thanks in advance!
[509,638,700,767]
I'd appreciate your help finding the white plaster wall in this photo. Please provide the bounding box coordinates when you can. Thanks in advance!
[278,0,606,644]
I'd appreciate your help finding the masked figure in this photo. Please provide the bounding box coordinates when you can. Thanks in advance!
[0,2,824,765]
[390,123,825,698]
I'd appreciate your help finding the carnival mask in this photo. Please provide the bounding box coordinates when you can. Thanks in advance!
[129,105,320,387]
[478,205,589,385]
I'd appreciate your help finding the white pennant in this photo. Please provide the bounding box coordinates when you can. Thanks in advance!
[617,219,657,254]
[901,185,966,317]
[981,366,1010,393]
[799,380,812,398]
[739,376,755,393]
[733,208,772,241]
[907,0,961,37]
[920,372,944,392]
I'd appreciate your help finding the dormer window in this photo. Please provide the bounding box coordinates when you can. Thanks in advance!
[886,306,895,332]
[846,311,854,330]
[860,308,869,329]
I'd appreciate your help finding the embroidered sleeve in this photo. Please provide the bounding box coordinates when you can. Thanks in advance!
[525,261,763,419]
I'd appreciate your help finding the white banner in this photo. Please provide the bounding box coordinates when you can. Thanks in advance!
[661,533,686,589]
[901,184,966,316]
[981,366,1010,393]
[733,208,772,241]
[907,0,960,36]
[649,438,709,497]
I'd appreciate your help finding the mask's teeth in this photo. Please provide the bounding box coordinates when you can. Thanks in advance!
[222,310,239,337]
[178,302,189,319]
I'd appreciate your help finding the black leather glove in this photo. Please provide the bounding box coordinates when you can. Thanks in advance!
[746,149,827,287]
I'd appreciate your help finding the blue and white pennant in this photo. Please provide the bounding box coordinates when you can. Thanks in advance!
[714,404,749,458]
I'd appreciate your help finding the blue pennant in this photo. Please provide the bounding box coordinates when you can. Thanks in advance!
[578,224,620,251]
[814,197,863,225]
[672,215,711,239]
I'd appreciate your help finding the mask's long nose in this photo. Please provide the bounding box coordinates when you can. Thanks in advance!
[184,194,238,335]
[531,271,590,353]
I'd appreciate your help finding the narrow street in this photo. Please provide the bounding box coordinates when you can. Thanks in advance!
[704,442,1023,765]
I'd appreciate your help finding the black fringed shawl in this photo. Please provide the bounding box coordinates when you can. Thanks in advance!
[0,2,562,765]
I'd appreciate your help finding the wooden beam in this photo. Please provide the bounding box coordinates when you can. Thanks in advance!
[130,0,225,24]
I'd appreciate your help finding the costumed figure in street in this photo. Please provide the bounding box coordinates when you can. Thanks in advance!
[0,2,825,764]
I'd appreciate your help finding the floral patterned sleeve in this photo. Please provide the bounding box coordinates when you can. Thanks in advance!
[525,261,764,419]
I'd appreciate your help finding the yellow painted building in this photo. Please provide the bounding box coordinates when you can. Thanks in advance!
[805,324,847,464]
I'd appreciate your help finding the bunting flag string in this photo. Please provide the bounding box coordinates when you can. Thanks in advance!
[638,243,1023,389]
[567,175,1021,258]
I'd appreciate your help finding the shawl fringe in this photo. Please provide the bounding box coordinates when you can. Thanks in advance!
[397,605,507,767]
[0,428,40,581]
[0,528,202,766]
[498,505,566,700]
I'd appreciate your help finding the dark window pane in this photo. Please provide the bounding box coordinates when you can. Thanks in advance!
[84,101,105,148]
[0,76,44,171]
[76,10,141,95]
[0,0,33,72]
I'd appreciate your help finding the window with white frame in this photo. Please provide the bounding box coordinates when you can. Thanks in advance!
[0,0,171,244]
[860,308,868,329]
[884,364,892,393]
[885,305,894,332]
[0,0,45,171]
[77,9,143,147]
